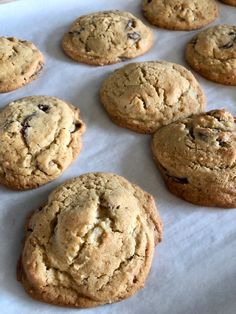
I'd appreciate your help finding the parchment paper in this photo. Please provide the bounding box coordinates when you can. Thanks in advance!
[0,1,236,313]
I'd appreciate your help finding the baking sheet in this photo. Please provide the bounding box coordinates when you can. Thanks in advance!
[0,1,236,313]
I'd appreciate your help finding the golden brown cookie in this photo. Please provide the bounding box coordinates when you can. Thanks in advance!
[142,0,219,30]
[17,172,162,307]
[100,61,205,133]
[186,24,236,85]
[0,37,44,93]
[62,11,153,66]
[220,0,236,6]
[0,96,85,190]
[152,109,236,208]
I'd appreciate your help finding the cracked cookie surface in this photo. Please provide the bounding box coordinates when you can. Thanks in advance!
[186,24,236,85]
[0,96,85,190]
[152,109,236,207]
[100,61,205,133]
[0,37,44,93]
[142,0,218,30]
[17,172,162,307]
[62,10,153,65]
[220,0,236,6]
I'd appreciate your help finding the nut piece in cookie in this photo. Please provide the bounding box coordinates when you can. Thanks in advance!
[152,109,236,208]
[0,96,85,190]
[62,11,153,66]
[100,61,205,134]
[142,0,219,31]
[0,37,44,93]
[17,172,162,307]
[186,24,236,85]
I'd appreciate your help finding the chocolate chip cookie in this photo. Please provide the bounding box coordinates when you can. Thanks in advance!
[0,96,85,190]
[152,109,236,208]
[17,172,162,307]
[100,61,205,133]
[220,0,236,6]
[62,11,153,66]
[0,37,44,93]
[186,24,236,85]
[142,0,219,30]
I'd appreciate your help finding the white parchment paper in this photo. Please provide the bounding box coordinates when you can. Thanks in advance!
[0,1,236,313]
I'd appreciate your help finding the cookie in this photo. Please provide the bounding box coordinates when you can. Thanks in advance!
[152,109,236,208]
[0,96,85,190]
[100,61,205,134]
[186,25,236,85]
[142,0,219,31]
[0,37,44,93]
[17,172,162,307]
[220,0,236,6]
[62,11,153,66]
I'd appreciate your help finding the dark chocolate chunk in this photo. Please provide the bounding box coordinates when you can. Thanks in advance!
[171,176,189,184]
[196,132,208,141]
[68,28,84,36]
[188,127,195,139]
[71,122,82,133]
[159,164,189,184]
[21,114,36,138]
[218,140,228,147]
[220,42,233,49]
[191,37,198,45]
[127,32,141,42]
[119,56,129,61]
[126,19,136,29]
[229,31,236,41]
[147,0,152,3]
[38,104,49,112]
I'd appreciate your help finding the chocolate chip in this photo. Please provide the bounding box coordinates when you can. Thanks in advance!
[196,132,208,141]
[127,32,141,42]
[126,19,136,29]
[229,31,236,40]
[21,114,36,138]
[218,140,227,147]
[38,104,49,112]
[170,176,189,184]
[188,127,195,139]
[68,28,84,36]
[27,228,33,232]
[119,56,129,61]
[191,37,197,45]
[147,0,152,3]
[71,122,82,133]
[160,164,189,184]
[220,42,233,49]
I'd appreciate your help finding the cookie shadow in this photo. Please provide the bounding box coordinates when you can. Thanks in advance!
[0,186,53,304]
[43,24,85,65]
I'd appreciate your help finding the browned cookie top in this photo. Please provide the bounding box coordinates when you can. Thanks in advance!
[100,61,205,133]
[18,172,162,307]
[186,25,236,85]
[152,109,236,207]
[62,11,153,65]
[142,0,219,30]
[0,96,85,190]
[0,37,44,92]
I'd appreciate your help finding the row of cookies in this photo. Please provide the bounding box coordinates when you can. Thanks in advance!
[1,11,235,94]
